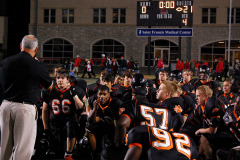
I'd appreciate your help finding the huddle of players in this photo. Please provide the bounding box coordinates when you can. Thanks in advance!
[37,64,240,160]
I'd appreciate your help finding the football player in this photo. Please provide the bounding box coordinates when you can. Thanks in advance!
[42,68,84,160]
[154,69,168,89]
[102,73,117,97]
[156,81,194,123]
[182,85,223,160]
[218,80,238,106]
[86,85,123,159]
[191,65,221,94]
[86,70,108,98]
[181,69,195,93]
[125,125,198,160]
[216,95,240,160]
[168,70,182,82]
[115,81,183,148]
[230,76,240,94]
[132,74,158,103]
[115,69,135,102]
[86,70,108,113]
[88,73,118,112]
[112,73,124,89]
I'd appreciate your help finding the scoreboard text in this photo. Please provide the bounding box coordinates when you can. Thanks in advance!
[137,0,193,26]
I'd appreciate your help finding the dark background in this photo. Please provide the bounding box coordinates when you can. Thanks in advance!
[0,0,30,58]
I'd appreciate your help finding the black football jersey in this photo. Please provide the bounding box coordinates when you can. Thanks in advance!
[192,79,220,93]
[182,92,197,104]
[116,85,132,102]
[223,105,240,141]
[88,89,119,110]
[180,95,196,116]
[42,85,77,124]
[218,92,237,107]
[155,80,161,89]
[95,98,123,120]
[181,83,195,93]
[146,87,159,103]
[126,125,198,160]
[121,97,183,132]
[112,83,122,90]
[217,97,238,133]
[86,82,100,98]
[182,96,223,138]
[160,97,194,117]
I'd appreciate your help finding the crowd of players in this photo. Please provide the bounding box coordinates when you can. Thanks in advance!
[32,64,240,160]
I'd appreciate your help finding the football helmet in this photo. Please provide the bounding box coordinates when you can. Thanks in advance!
[131,74,147,88]
[169,70,182,82]
[198,65,210,80]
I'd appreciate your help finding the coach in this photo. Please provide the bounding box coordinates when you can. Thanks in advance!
[0,67,4,105]
[0,35,53,160]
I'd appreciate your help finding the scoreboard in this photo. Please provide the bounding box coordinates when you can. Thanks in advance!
[137,0,193,27]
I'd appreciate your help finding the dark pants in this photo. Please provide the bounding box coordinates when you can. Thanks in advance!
[91,66,96,77]
[234,70,240,78]
[212,70,216,80]
[223,70,229,80]
[82,68,92,78]
[216,72,222,81]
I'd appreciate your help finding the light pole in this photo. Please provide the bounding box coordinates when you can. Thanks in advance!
[228,0,232,76]
[147,0,152,75]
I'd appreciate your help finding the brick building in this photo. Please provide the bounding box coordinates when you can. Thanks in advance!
[29,0,240,70]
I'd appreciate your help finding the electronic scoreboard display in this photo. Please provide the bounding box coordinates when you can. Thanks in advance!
[137,0,193,27]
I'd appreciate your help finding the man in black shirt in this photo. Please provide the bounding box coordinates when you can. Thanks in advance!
[0,35,53,160]
[0,67,4,105]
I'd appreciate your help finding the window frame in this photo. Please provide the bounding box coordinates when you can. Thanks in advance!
[93,8,106,24]
[44,9,56,24]
[62,9,74,24]
[202,8,216,24]
[112,8,126,24]
[228,8,240,24]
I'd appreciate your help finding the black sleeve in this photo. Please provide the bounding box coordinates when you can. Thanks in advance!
[185,106,202,128]
[37,62,52,89]
[88,94,97,110]
[171,113,184,132]
[0,67,4,105]
[75,86,86,101]
[182,96,195,116]
[112,99,123,120]
[120,101,135,124]
[42,89,50,104]
[209,99,222,127]
[127,125,150,149]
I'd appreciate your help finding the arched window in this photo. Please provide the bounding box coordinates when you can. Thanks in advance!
[201,40,240,68]
[43,38,73,64]
[92,39,125,59]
